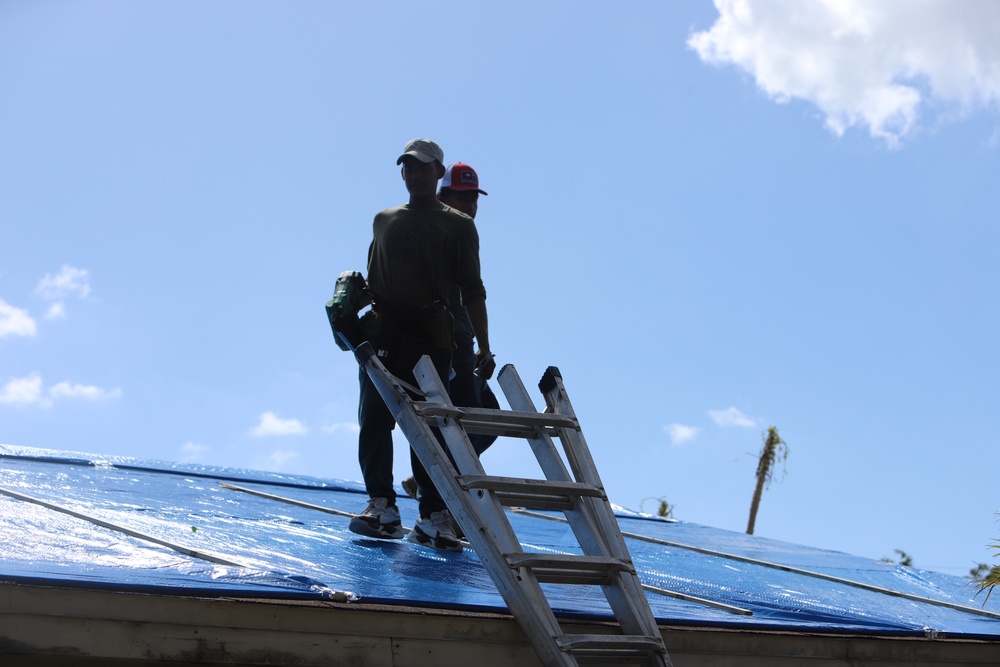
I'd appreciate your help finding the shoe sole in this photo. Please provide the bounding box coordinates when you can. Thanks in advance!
[349,517,404,540]
[406,527,463,552]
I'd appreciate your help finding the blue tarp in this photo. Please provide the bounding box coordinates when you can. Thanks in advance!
[2,445,999,639]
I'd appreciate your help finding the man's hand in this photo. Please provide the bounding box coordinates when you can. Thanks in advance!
[475,350,496,380]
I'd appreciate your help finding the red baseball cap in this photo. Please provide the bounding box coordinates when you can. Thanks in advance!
[441,163,488,195]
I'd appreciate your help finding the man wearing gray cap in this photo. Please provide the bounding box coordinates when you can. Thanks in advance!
[400,162,499,512]
[350,138,493,552]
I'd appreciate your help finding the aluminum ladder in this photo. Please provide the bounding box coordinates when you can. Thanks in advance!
[354,341,672,667]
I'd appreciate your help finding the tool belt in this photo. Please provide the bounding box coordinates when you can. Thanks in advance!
[364,297,455,350]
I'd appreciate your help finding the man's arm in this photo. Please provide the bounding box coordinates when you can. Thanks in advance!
[464,295,495,380]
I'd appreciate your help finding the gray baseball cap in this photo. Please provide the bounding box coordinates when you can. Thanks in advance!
[396,138,444,165]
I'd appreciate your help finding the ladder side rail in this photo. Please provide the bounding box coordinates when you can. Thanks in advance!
[495,364,576,484]
[599,553,671,639]
[560,500,671,661]
[555,488,668,641]
[538,372,607,492]
[543,422,658,627]
[497,363,642,576]
[500,364,630,551]
[411,385,485,479]
[554,428,634,557]
[403,354,580,667]
[539,370,635,559]
[545,425,644,574]
[540,372,670,664]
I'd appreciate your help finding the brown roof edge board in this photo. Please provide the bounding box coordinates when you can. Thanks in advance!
[2,581,999,667]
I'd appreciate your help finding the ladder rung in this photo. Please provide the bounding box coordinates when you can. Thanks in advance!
[573,655,664,666]
[459,475,606,511]
[505,553,635,585]
[413,404,579,433]
[460,475,605,497]
[495,492,572,510]
[458,420,559,439]
[556,634,666,663]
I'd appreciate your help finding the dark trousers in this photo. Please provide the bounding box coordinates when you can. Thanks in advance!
[448,333,498,455]
[357,329,452,518]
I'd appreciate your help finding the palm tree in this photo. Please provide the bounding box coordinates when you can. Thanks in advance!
[746,426,788,535]
[974,529,1000,602]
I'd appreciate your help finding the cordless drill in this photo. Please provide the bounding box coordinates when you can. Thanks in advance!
[325,270,371,351]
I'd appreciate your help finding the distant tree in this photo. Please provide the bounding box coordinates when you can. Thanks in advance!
[973,529,1000,603]
[881,549,913,567]
[746,426,788,535]
[975,565,1000,603]
[642,497,675,519]
[655,498,675,519]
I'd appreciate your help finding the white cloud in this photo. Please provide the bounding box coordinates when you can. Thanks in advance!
[665,423,700,445]
[44,303,66,320]
[689,0,1000,146]
[180,441,208,463]
[0,374,122,407]
[48,381,122,401]
[36,265,91,301]
[251,411,308,437]
[708,406,757,428]
[266,448,301,468]
[989,126,1000,149]
[323,421,360,434]
[0,374,45,406]
[0,299,37,338]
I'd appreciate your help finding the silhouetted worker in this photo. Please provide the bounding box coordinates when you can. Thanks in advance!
[350,139,493,552]
[401,161,499,503]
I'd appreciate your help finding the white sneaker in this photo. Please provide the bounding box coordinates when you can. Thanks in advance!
[349,497,404,539]
[407,509,463,552]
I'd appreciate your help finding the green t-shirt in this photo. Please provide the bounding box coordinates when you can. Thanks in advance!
[367,201,486,309]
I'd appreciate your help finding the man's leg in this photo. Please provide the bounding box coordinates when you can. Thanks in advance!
[405,346,463,551]
[404,346,452,517]
[351,363,403,539]
[357,366,397,504]
[402,340,479,500]
[473,378,500,456]
[450,338,501,456]
[448,336,480,410]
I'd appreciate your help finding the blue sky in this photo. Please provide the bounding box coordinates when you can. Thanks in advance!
[2,1,998,578]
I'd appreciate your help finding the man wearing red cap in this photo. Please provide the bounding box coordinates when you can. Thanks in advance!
[350,139,493,553]
[436,164,499,454]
